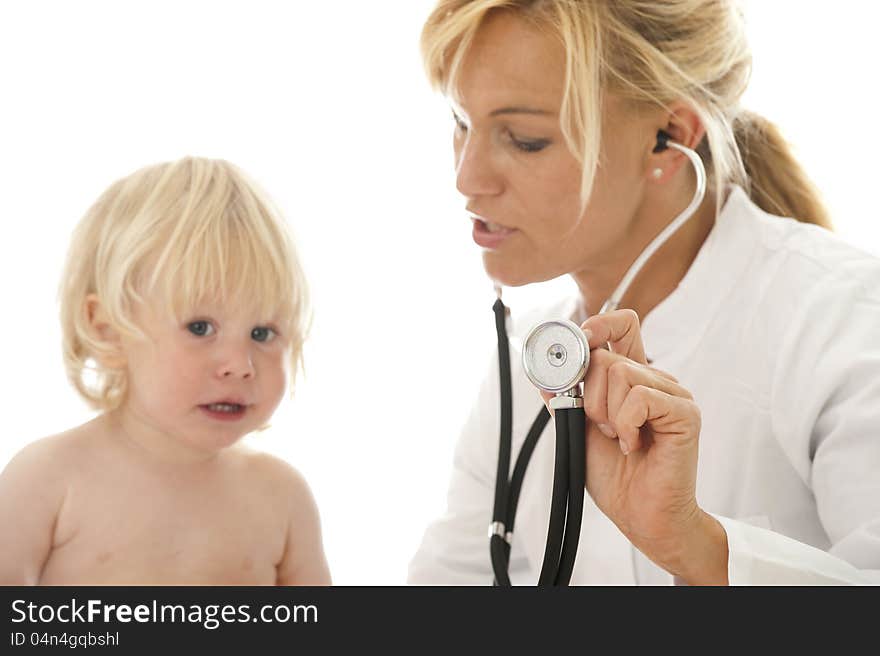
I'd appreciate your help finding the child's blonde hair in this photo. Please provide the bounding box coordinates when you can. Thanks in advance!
[60,156,310,411]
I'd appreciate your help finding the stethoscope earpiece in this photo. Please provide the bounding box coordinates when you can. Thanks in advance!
[654,129,671,153]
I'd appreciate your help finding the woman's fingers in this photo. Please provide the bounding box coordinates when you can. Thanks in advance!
[606,358,692,432]
[581,309,647,364]
[582,348,688,430]
[615,385,701,454]
[649,367,679,383]
[582,349,612,430]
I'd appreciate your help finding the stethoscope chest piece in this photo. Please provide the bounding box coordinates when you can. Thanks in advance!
[522,319,590,394]
[490,316,587,586]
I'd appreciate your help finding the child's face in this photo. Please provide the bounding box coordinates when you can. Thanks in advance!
[118,294,290,455]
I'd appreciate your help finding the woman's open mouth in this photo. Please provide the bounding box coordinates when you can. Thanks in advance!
[472,217,516,250]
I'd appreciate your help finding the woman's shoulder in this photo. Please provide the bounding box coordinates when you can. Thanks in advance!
[730,188,880,302]
[723,192,880,377]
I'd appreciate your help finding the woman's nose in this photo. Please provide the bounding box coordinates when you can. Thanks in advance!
[455,133,503,199]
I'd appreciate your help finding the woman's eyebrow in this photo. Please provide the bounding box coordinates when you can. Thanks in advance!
[489,106,556,117]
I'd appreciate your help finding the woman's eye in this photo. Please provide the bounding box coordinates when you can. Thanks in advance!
[511,134,550,153]
[452,112,468,133]
[251,326,277,343]
[187,320,215,337]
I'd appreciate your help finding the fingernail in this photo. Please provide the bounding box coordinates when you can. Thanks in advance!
[619,439,630,455]
[597,423,615,438]
[582,328,592,342]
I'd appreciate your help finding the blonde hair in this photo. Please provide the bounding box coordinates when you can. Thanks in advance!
[60,157,310,411]
[421,0,831,228]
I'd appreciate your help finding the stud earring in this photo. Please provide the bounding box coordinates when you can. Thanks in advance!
[651,168,663,180]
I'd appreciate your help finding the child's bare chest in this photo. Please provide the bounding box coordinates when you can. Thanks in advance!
[39,471,286,585]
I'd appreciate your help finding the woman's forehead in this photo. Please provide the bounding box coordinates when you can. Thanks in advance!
[453,11,565,115]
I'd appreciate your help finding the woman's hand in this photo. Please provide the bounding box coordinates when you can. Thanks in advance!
[541,309,728,584]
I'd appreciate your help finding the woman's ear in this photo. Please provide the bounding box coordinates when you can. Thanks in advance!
[645,102,707,183]
[85,293,126,369]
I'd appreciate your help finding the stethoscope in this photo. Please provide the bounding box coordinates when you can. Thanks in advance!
[488,130,707,586]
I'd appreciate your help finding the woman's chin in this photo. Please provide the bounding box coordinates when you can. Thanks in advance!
[482,253,551,288]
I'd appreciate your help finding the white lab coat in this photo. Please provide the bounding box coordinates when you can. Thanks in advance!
[408,186,880,585]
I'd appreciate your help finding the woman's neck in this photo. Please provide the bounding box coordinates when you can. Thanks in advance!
[572,186,720,322]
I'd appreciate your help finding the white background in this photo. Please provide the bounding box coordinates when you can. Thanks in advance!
[1,1,878,584]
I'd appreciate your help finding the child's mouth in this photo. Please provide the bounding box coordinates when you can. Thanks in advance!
[199,402,248,421]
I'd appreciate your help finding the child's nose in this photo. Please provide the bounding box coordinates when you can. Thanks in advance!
[216,346,256,379]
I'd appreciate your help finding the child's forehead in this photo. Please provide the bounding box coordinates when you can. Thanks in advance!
[139,289,289,324]
[180,296,287,321]
[128,239,298,330]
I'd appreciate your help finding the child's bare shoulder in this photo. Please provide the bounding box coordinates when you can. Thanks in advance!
[226,448,330,585]
[224,445,314,502]
[2,422,100,486]
[0,422,106,584]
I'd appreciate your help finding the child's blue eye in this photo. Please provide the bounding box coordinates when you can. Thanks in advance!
[251,326,276,343]
[187,321,215,337]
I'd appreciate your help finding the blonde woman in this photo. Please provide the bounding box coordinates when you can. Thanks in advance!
[409,1,880,585]
[0,158,331,585]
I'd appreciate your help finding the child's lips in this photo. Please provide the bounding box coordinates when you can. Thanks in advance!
[199,401,250,421]
[203,397,249,406]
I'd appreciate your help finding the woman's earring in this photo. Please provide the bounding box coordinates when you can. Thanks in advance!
[651,168,663,180]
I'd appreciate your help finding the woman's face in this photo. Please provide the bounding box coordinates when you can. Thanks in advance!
[452,11,656,287]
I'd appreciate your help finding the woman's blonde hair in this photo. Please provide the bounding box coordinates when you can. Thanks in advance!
[421,0,831,228]
[60,156,310,411]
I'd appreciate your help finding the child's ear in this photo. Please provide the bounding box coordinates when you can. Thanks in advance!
[85,294,127,369]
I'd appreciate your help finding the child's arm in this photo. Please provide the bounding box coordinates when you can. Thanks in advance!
[0,439,66,584]
[274,466,331,586]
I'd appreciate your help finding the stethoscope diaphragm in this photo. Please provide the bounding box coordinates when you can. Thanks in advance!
[522,319,590,394]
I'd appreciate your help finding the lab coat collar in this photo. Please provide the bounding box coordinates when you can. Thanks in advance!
[639,184,757,361]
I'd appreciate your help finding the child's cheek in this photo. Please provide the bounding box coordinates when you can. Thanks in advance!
[167,349,205,397]
[152,342,203,404]
[272,356,291,409]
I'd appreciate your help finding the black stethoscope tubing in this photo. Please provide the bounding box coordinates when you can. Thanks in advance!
[490,298,584,586]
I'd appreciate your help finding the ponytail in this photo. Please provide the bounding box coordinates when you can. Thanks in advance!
[733,111,832,229]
